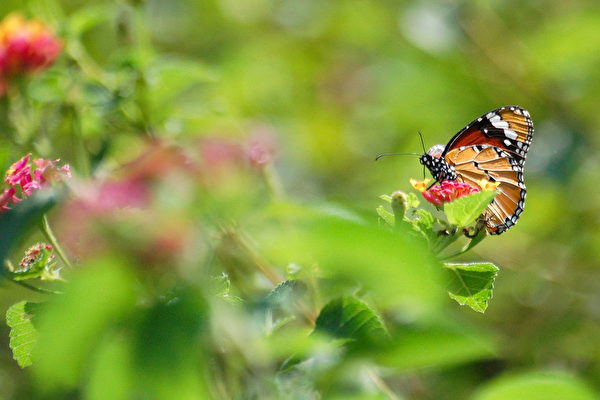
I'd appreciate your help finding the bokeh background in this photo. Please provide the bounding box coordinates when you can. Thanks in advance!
[0,0,599,399]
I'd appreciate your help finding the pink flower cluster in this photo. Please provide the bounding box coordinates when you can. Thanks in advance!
[18,242,54,271]
[0,14,62,93]
[421,180,480,207]
[0,154,71,211]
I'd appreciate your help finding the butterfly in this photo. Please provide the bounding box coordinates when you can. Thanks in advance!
[420,106,534,235]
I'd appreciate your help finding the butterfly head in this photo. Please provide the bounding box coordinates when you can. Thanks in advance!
[419,144,457,181]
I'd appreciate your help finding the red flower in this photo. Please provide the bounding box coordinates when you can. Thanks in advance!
[0,14,62,95]
[412,179,480,207]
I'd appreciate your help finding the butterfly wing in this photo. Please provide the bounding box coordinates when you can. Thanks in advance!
[445,145,526,234]
[441,106,533,235]
[443,105,533,167]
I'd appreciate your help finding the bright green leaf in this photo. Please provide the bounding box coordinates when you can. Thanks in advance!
[262,280,307,311]
[6,301,41,368]
[444,262,499,313]
[32,259,136,391]
[379,194,392,203]
[406,192,421,209]
[444,191,496,227]
[67,4,112,36]
[376,205,394,227]
[84,335,133,400]
[378,325,496,370]
[472,371,598,400]
[261,215,443,314]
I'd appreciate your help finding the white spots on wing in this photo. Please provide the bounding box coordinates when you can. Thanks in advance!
[503,139,512,146]
[504,129,518,139]
[492,119,509,129]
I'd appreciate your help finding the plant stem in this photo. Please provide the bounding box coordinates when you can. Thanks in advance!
[367,368,402,400]
[40,214,73,269]
[9,278,62,295]
[3,261,62,295]
[261,163,285,201]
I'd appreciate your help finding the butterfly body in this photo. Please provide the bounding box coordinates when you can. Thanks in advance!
[421,105,534,235]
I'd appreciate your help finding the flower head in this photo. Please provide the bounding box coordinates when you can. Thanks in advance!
[1,154,71,211]
[411,179,480,207]
[18,243,54,272]
[0,13,62,79]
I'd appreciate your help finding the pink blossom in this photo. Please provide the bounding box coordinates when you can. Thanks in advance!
[1,154,71,211]
[18,243,54,271]
[413,180,481,207]
[246,128,277,168]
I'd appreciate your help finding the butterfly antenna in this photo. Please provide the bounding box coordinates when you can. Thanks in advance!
[418,130,426,154]
[375,152,420,161]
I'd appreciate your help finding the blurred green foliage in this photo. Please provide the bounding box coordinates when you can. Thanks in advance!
[0,0,598,399]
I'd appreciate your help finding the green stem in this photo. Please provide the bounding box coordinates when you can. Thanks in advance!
[440,228,486,260]
[3,261,62,295]
[40,215,73,269]
[261,164,285,201]
[9,278,62,295]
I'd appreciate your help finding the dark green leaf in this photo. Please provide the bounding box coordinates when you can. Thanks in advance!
[133,287,209,399]
[6,301,41,368]
[0,190,57,269]
[444,190,496,227]
[314,296,389,349]
[444,262,499,313]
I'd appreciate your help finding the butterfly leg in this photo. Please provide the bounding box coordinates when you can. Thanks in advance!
[463,218,486,238]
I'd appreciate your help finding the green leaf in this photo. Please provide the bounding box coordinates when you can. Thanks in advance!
[67,4,112,36]
[472,371,598,400]
[32,259,136,391]
[262,215,443,313]
[378,324,496,370]
[444,262,499,313]
[376,205,394,227]
[314,296,389,349]
[0,191,57,271]
[132,287,209,399]
[379,194,392,203]
[444,190,496,227]
[413,208,434,232]
[262,280,307,311]
[6,301,41,368]
[84,335,133,400]
[406,192,421,209]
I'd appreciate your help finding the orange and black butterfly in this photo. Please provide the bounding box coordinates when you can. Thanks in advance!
[420,106,534,235]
